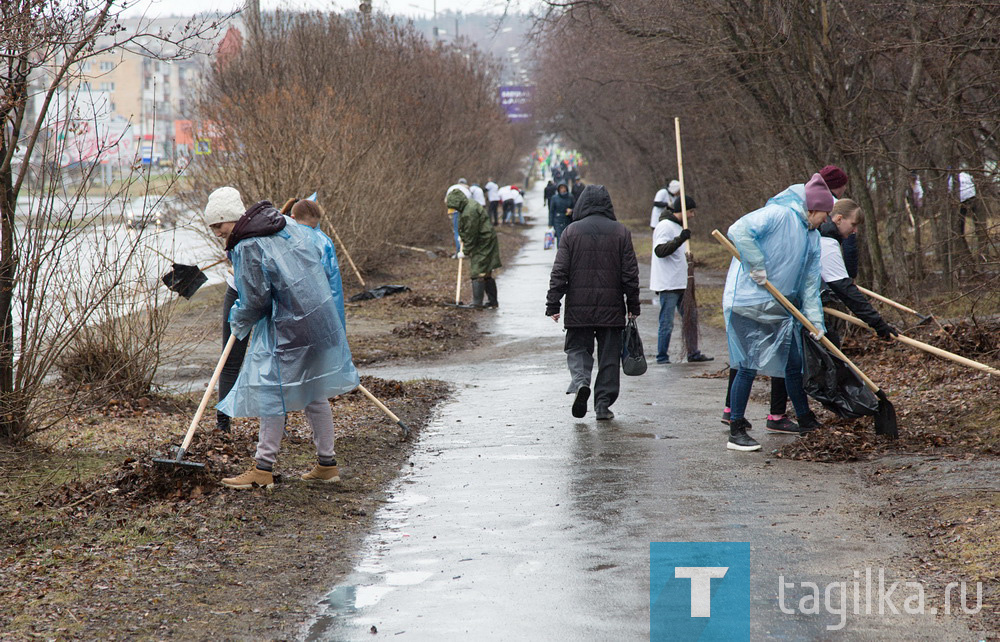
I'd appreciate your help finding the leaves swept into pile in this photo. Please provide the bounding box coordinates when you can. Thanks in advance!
[776,320,1000,462]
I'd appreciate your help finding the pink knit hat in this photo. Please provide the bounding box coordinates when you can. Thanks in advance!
[804,173,835,212]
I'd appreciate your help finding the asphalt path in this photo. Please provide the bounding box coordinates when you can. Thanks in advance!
[303,183,975,641]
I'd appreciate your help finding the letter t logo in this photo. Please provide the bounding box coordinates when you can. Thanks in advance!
[675,567,729,617]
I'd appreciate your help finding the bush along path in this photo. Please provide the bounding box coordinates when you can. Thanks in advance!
[0,224,530,639]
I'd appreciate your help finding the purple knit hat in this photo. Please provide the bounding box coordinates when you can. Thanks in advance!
[804,173,835,212]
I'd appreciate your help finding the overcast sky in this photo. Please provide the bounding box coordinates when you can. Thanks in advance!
[121,0,531,19]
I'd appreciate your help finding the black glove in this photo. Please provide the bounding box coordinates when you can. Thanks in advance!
[875,323,899,340]
[679,228,691,242]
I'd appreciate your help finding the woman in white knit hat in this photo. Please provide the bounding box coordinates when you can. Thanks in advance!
[204,186,250,433]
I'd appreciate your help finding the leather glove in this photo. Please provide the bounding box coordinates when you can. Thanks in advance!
[810,330,825,342]
[749,269,767,285]
[679,228,691,242]
[876,323,899,340]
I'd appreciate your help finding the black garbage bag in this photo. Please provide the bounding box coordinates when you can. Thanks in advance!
[348,284,411,302]
[162,263,208,299]
[621,318,647,376]
[801,329,879,418]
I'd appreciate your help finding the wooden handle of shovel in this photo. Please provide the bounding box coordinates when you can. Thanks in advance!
[823,307,1000,376]
[180,334,238,455]
[328,224,366,289]
[455,242,463,305]
[711,229,880,393]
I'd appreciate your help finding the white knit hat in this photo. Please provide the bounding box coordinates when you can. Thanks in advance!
[668,180,681,195]
[205,186,245,225]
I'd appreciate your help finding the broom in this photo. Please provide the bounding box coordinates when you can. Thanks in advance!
[713,229,898,438]
[675,118,701,360]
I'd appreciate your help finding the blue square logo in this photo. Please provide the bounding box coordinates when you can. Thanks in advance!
[651,542,752,641]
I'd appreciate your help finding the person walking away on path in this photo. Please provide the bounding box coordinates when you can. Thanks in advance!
[549,183,574,246]
[219,201,360,488]
[650,195,712,363]
[546,185,640,421]
[446,179,472,257]
[205,187,251,434]
[484,178,501,227]
[819,199,898,345]
[448,188,501,309]
[571,178,585,204]
[723,164,849,431]
[543,180,556,209]
[649,179,680,229]
[723,173,833,451]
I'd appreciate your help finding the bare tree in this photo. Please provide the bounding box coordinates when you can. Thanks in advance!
[0,1,218,440]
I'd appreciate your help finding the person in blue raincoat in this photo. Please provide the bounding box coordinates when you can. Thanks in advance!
[217,200,360,489]
[284,197,346,330]
[722,173,834,453]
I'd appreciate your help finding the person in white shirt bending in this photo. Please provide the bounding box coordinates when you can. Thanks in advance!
[649,179,680,229]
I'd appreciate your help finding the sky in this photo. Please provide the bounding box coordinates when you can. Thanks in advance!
[121,0,532,19]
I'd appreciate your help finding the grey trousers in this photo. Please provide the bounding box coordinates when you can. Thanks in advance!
[255,399,336,466]
[564,326,622,411]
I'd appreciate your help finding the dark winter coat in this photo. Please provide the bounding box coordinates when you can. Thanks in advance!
[548,191,574,236]
[545,185,640,327]
[225,200,286,251]
[448,189,501,277]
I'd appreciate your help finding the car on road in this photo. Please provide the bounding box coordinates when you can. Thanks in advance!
[124,196,178,229]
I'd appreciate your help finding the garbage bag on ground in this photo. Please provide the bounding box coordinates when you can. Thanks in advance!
[348,284,412,302]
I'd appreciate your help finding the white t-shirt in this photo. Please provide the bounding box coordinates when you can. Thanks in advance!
[485,181,500,202]
[820,236,850,282]
[498,185,516,202]
[649,188,679,228]
[513,189,524,205]
[469,184,486,206]
[649,217,688,291]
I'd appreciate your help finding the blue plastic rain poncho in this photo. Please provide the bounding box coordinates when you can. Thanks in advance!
[217,214,359,418]
[722,184,825,377]
[306,226,346,330]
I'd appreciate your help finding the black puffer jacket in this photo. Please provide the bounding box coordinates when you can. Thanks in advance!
[545,185,640,327]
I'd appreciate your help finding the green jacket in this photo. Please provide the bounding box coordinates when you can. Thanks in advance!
[448,189,501,277]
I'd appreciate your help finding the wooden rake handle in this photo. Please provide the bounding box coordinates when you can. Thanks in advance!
[179,333,238,455]
[855,285,923,317]
[823,307,1000,377]
[711,229,880,393]
[328,224,366,289]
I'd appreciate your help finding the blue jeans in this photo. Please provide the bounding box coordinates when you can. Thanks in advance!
[728,337,810,421]
[656,289,685,363]
[451,211,460,253]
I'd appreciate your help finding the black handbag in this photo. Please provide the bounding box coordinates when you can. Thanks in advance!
[621,318,647,376]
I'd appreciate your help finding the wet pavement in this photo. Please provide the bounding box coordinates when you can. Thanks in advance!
[305,186,975,640]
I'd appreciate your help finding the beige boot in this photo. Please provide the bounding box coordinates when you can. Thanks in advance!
[221,465,274,489]
[301,463,340,483]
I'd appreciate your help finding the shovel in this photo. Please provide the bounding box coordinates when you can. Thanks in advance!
[357,384,412,438]
[713,229,898,438]
[154,334,238,470]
